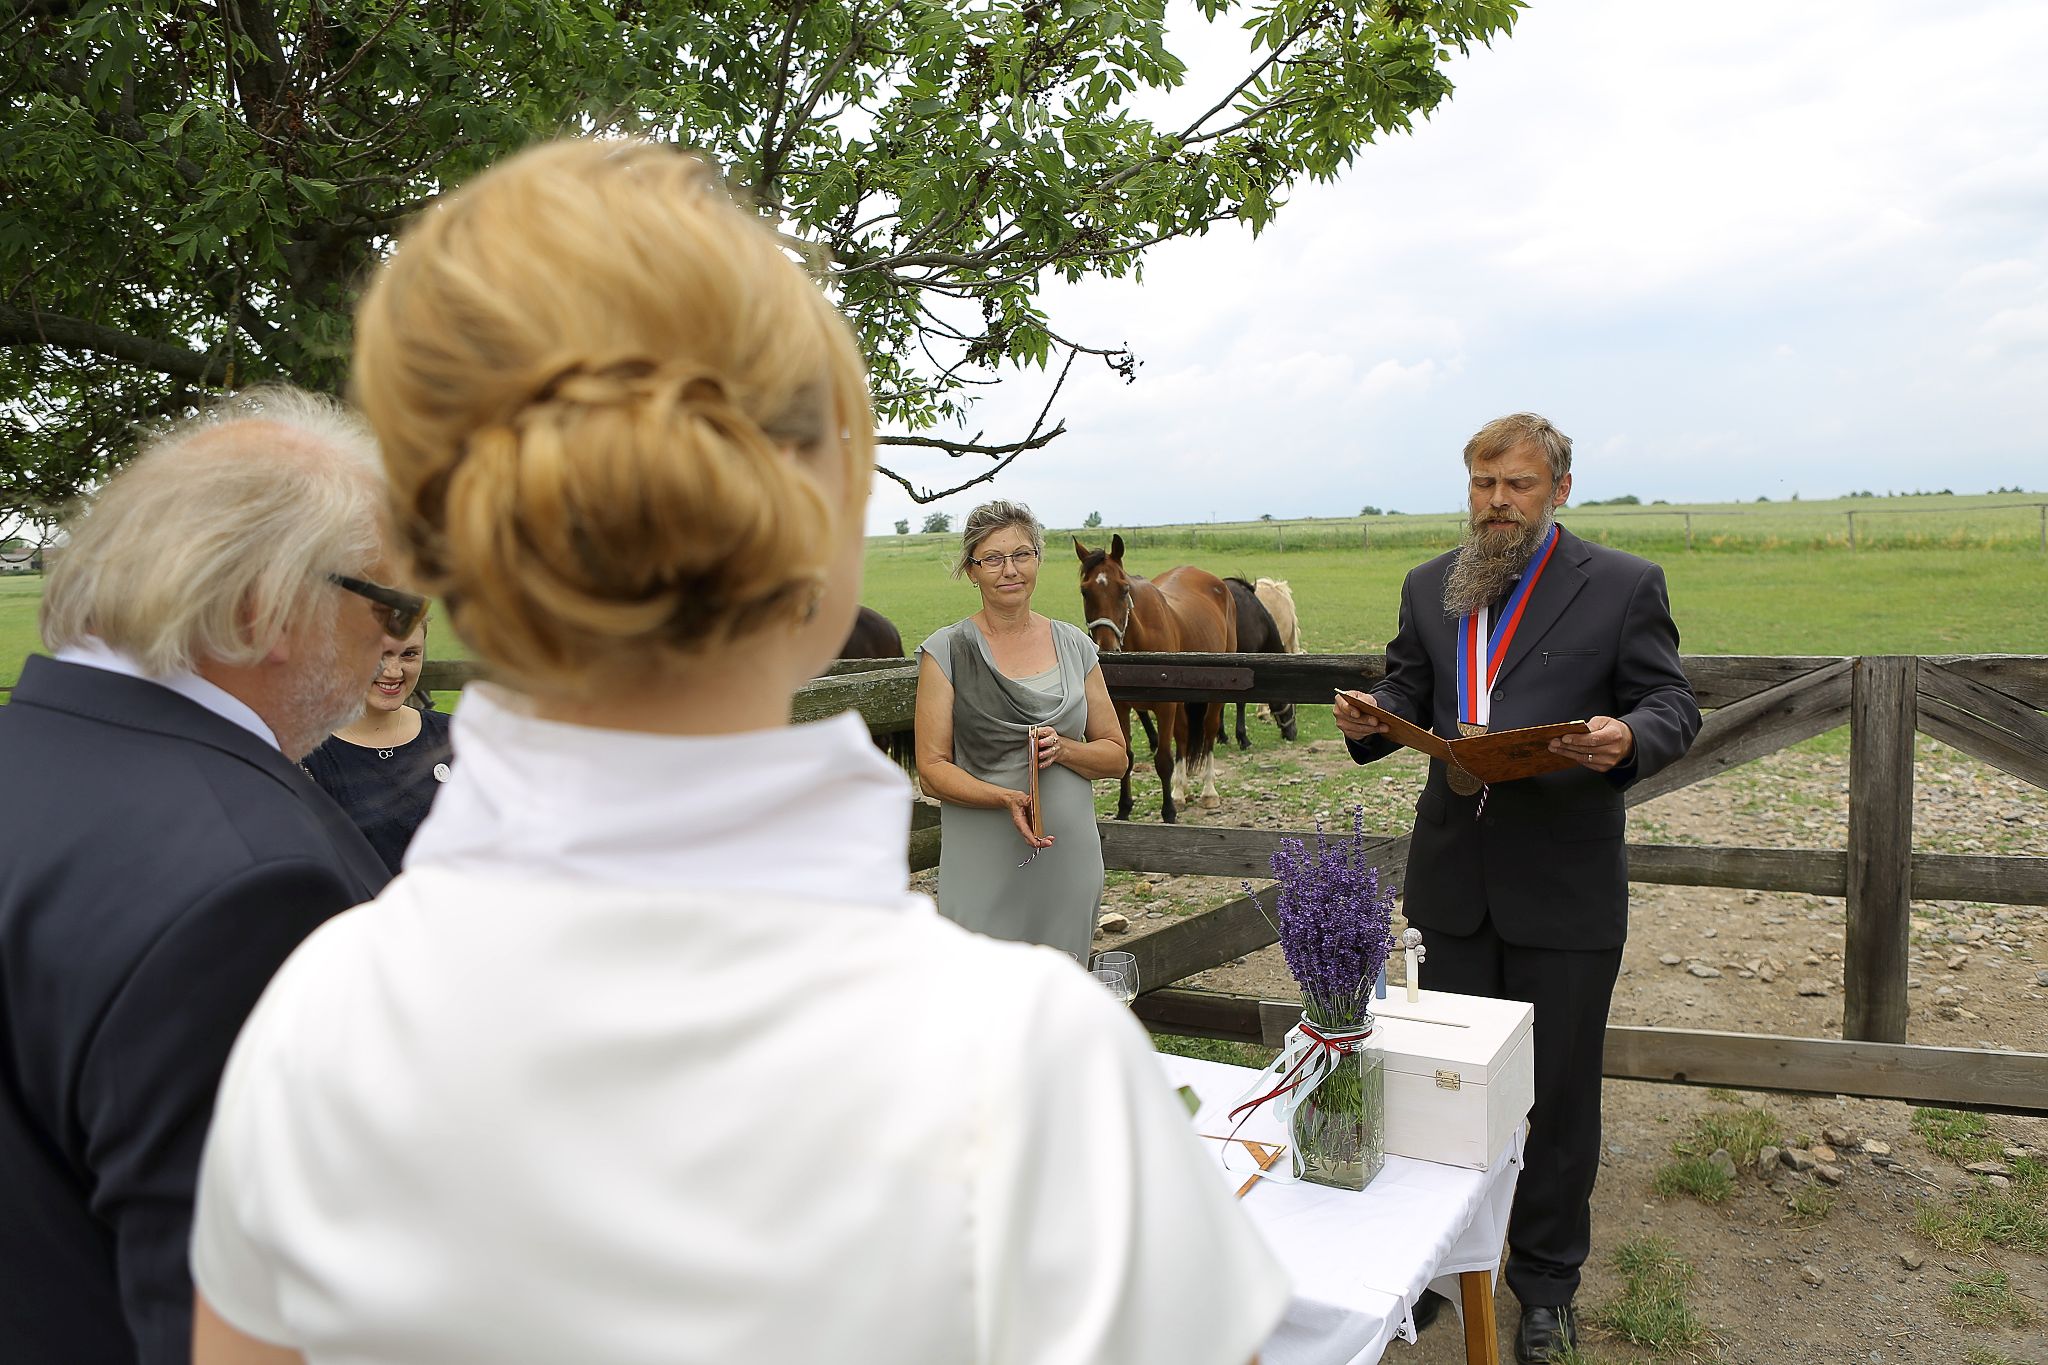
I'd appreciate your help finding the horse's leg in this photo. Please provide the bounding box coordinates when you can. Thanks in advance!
[1136,709,1159,757]
[1115,703,1135,821]
[1169,706,1188,808]
[1156,702,1179,824]
[1234,700,1251,751]
[1195,700,1224,809]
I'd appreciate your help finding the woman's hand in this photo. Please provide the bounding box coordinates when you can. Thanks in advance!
[1032,724,1064,770]
[1004,790,1055,849]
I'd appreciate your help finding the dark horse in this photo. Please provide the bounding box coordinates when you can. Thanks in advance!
[1076,535,1236,823]
[836,605,914,774]
[1223,577,1299,749]
[838,605,903,660]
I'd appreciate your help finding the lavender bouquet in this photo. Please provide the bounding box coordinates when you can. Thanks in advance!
[1242,807,1396,1189]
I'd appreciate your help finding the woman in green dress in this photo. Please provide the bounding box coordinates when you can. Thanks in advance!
[914,501,1126,961]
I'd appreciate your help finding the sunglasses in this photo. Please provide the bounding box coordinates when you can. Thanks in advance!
[329,574,429,639]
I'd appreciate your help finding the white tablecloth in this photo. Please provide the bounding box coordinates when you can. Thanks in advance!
[1160,1053,1524,1365]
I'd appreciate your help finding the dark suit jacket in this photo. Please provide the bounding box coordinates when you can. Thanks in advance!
[1349,526,1700,949]
[0,657,388,1364]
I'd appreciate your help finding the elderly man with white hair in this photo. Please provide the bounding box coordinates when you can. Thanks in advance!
[0,388,400,1365]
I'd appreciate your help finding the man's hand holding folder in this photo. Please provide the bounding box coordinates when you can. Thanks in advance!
[1333,689,1621,784]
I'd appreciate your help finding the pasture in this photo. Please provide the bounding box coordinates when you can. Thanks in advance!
[858,538,2048,662]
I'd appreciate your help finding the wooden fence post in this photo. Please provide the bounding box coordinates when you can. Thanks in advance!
[1684,512,1694,552]
[1844,655,1916,1042]
[1847,510,1857,549]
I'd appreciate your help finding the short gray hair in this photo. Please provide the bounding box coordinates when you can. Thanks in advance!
[953,499,1045,577]
[41,386,387,675]
[1463,412,1573,484]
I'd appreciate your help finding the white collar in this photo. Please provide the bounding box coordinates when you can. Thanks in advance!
[54,638,281,751]
[406,684,916,904]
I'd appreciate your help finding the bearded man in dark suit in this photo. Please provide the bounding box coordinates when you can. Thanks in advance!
[0,389,407,1364]
[1335,413,1700,1364]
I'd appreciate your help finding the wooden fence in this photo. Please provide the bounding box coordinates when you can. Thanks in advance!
[422,651,2048,1116]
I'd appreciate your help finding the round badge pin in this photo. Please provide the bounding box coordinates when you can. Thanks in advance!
[432,762,451,783]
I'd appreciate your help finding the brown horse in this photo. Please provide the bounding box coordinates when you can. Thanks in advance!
[1075,535,1236,822]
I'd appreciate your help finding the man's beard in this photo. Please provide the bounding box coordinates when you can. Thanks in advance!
[278,615,380,760]
[1442,505,1554,618]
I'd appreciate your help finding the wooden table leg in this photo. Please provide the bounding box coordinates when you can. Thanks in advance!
[1459,1269,1500,1365]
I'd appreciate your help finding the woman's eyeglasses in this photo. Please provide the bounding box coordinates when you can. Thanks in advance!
[971,548,1042,571]
[329,574,429,639]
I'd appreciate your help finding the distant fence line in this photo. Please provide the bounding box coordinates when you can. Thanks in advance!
[986,500,2048,557]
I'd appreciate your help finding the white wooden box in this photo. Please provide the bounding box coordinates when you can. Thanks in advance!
[1371,988,1534,1170]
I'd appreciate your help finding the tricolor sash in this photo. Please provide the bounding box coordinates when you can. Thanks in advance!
[1455,522,1560,729]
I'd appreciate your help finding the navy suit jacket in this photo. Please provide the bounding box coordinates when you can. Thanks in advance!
[0,657,388,1364]
[1348,526,1701,948]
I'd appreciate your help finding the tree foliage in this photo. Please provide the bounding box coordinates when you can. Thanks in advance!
[2,0,1522,520]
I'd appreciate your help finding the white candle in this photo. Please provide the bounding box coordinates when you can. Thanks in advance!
[1402,928,1425,1004]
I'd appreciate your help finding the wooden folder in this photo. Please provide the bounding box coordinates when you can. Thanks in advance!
[1338,691,1591,785]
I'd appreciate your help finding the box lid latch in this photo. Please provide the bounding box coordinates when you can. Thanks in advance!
[1434,1069,1462,1091]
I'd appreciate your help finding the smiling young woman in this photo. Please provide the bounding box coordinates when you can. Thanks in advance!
[299,617,454,874]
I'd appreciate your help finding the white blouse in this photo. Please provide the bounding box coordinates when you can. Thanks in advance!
[192,686,1288,1364]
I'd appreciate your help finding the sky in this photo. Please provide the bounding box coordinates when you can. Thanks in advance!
[863,0,2048,534]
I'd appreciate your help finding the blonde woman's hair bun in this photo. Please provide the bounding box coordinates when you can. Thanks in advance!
[352,138,874,696]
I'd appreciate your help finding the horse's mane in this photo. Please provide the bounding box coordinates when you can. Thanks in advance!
[1079,549,1111,574]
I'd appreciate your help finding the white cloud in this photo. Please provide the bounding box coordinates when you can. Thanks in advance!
[1357,357,1449,401]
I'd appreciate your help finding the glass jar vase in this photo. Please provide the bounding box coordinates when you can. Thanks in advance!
[1287,1012,1386,1192]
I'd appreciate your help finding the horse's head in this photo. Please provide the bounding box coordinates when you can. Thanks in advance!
[1074,534,1134,652]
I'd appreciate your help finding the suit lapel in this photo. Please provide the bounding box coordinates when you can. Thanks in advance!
[1491,525,1591,690]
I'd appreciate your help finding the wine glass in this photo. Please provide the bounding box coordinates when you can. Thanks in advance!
[1092,951,1139,1006]
[1091,968,1137,1007]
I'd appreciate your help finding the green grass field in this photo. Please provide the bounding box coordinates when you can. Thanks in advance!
[858,539,2048,660]
[7,491,2047,700]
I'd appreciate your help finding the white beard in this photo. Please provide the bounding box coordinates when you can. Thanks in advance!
[278,618,380,760]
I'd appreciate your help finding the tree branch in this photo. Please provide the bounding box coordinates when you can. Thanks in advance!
[0,304,229,387]
[305,0,411,104]
[871,347,1078,503]
[753,1,809,201]
[766,16,866,198]
[875,424,1066,458]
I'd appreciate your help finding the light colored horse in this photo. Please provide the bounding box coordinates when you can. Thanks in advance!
[1253,578,1301,652]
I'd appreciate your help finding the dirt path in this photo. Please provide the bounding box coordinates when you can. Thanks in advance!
[1080,731,2048,1363]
